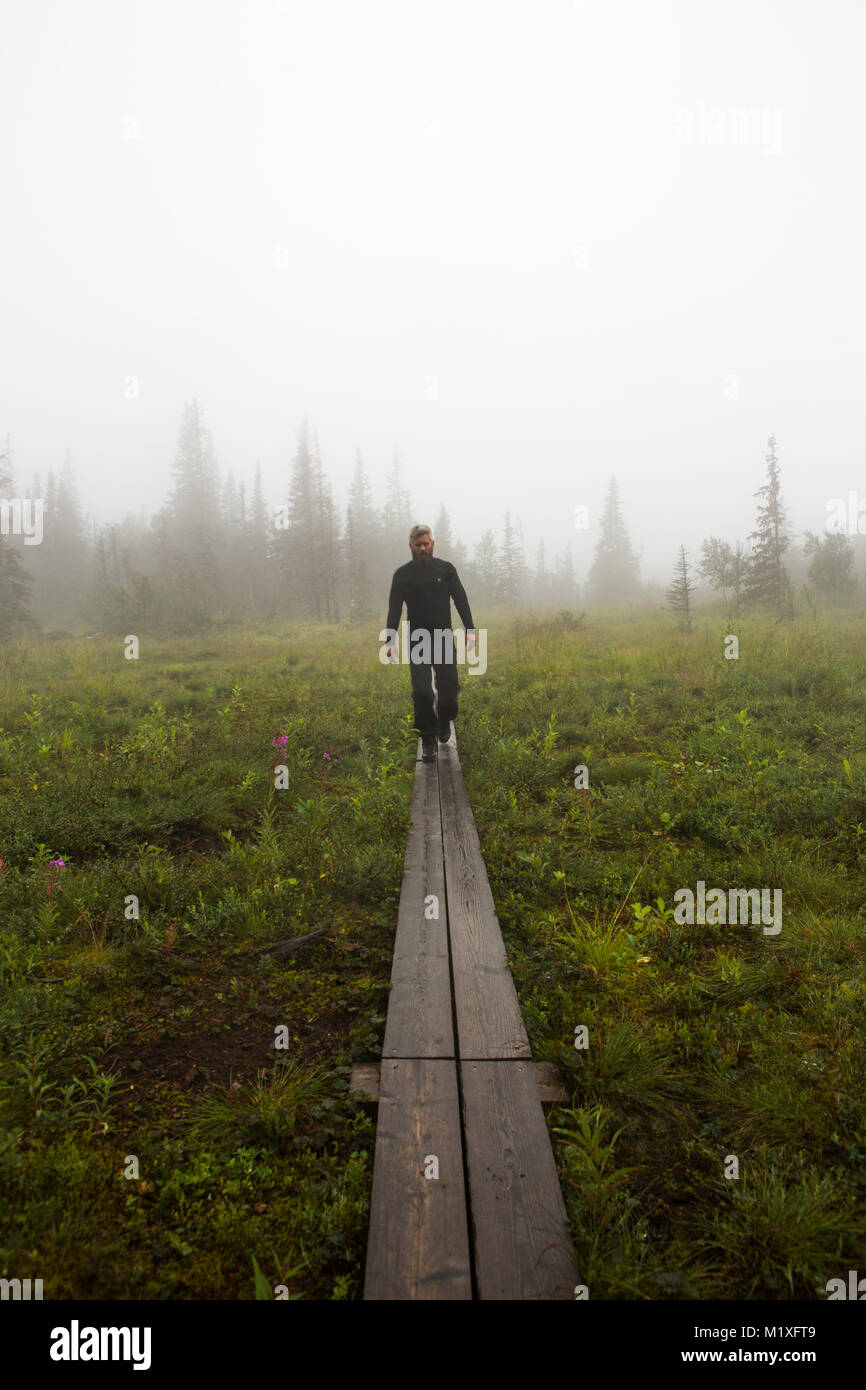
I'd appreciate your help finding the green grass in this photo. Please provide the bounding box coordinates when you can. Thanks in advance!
[0,624,406,1298]
[464,606,866,1299]
[1,606,866,1297]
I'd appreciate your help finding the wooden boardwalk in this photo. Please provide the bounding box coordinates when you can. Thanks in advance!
[361,733,580,1300]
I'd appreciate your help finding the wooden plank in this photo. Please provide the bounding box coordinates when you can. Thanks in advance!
[349,1062,381,1099]
[438,745,531,1059]
[382,760,453,1059]
[350,1060,568,1105]
[363,1059,472,1300]
[533,1060,570,1105]
[460,1060,580,1300]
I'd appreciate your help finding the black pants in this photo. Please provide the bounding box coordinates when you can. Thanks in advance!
[409,654,460,737]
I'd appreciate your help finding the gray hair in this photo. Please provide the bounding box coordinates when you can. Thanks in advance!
[409,524,433,542]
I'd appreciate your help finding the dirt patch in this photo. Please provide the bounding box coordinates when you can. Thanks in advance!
[107,1005,353,1124]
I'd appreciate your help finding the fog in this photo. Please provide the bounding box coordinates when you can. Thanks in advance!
[2,0,865,586]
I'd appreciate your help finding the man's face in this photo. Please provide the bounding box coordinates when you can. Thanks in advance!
[410,532,434,563]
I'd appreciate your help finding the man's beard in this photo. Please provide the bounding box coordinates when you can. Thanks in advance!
[414,552,433,564]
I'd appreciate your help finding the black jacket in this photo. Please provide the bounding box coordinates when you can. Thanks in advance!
[386,557,474,636]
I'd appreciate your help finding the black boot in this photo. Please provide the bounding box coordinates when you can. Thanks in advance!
[421,734,437,762]
[437,716,452,744]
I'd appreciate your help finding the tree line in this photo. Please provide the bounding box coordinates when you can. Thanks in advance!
[0,405,579,637]
[0,418,861,640]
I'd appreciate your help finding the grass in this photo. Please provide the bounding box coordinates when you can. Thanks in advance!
[0,624,406,1298]
[464,605,866,1299]
[1,604,865,1297]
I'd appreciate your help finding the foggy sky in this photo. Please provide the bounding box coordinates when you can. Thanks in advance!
[2,0,864,584]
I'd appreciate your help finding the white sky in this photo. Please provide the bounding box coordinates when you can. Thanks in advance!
[2,0,864,581]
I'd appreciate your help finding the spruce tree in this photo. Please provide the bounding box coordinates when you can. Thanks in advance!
[743,435,792,618]
[248,462,274,615]
[0,450,32,637]
[586,477,640,602]
[497,511,526,609]
[32,452,90,620]
[533,538,550,605]
[472,529,499,608]
[311,434,339,623]
[666,545,696,630]
[552,543,579,607]
[434,504,454,556]
[279,420,316,619]
[451,535,469,570]
[345,450,378,623]
[382,449,412,550]
[159,400,224,626]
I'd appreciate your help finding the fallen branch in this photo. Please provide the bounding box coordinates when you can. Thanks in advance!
[254,924,332,959]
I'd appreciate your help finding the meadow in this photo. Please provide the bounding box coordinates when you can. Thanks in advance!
[1,607,864,1299]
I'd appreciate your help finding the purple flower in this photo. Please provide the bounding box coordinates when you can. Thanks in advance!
[48,858,66,869]
[272,734,288,748]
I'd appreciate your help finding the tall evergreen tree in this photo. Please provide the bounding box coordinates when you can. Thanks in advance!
[552,542,579,607]
[247,462,275,614]
[0,449,33,637]
[23,452,89,622]
[533,538,550,605]
[312,433,339,623]
[743,435,792,618]
[158,400,224,626]
[451,535,469,570]
[497,511,526,609]
[344,449,378,623]
[666,545,696,630]
[382,449,412,548]
[434,504,454,556]
[586,477,640,602]
[471,529,500,608]
[279,420,317,619]
[220,470,239,534]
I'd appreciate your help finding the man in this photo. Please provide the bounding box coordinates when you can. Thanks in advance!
[385,524,475,762]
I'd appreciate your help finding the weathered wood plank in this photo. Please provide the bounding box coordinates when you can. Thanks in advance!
[350,1060,569,1105]
[349,1062,381,1098]
[363,1059,472,1300]
[533,1060,570,1104]
[382,759,453,1059]
[438,745,531,1059]
[460,1060,580,1300]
